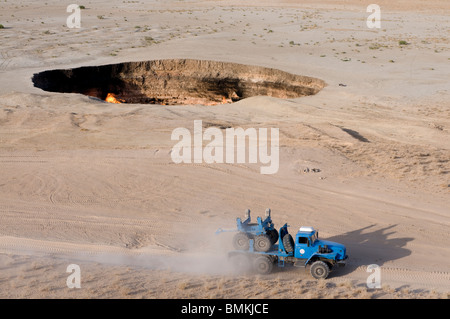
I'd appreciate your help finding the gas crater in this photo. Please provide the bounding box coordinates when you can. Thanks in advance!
[32,59,326,105]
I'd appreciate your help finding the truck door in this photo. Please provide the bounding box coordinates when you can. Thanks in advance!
[295,236,315,260]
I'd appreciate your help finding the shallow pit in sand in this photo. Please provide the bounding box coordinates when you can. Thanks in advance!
[31,59,326,105]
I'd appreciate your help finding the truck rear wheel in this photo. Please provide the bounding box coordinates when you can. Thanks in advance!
[253,256,273,275]
[254,234,272,252]
[233,232,250,250]
[310,261,330,279]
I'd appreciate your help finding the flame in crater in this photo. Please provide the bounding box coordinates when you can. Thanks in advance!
[105,93,124,104]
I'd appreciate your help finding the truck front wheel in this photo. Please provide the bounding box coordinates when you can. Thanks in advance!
[310,261,330,279]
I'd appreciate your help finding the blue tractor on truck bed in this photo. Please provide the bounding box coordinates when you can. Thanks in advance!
[220,209,348,279]
[216,209,279,252]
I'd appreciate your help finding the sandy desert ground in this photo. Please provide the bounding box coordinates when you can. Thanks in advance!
[0,0,449,299]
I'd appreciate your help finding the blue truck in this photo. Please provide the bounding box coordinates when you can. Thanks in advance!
[219,209,348,279]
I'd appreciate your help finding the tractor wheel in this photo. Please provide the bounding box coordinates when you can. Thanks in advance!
[267,229,279,244]
[282,234,295,253]
[310,261,330,279]
[254,234,272,252]
[230,254,252,273]
[253,256,273,275]
[233,232,250,250]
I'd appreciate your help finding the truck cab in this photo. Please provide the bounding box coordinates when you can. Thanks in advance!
[278,224,348,278]
[294,226,319,260]
[293,226,347,275]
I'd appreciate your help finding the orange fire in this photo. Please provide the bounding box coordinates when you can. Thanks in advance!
[105,93,124,104]
[221,96,233,104]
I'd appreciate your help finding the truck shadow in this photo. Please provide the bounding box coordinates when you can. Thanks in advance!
[324,224,414,277]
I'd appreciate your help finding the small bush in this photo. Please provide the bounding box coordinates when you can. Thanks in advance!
[0,24,4,29]
[79,5,86,9]
[399,40,408,45]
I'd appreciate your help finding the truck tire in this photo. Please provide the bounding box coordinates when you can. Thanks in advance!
[282,234,294,253]
[233,232,250,250]
[310,261,330,279]
[267,229,279,244]
[253,256,273,275]
[254,234,272,252]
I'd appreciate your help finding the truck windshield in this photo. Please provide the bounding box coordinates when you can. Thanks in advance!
[310,233,318,244]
